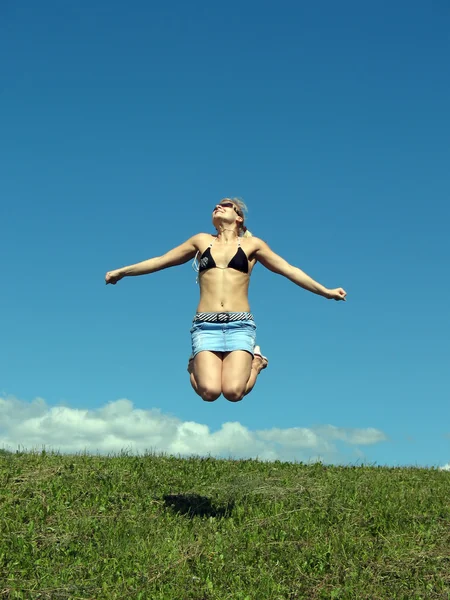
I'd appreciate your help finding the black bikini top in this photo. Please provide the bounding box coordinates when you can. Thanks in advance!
[198,237,249,274]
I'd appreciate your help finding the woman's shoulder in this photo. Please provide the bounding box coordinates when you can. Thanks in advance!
[241,236,269,261]
[190,232,215,249]
[193,232,215,242]
[242,235,265,248]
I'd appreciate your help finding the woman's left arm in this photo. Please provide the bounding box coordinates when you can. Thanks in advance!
[254,239,347,301]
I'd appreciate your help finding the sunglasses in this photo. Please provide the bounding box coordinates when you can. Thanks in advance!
[215,202,242,216]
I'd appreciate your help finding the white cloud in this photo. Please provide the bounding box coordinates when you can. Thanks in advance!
[439,463,450,471]
[0,396,387,463]
[314,425,388,445]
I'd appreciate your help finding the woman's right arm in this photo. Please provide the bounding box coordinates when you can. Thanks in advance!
[105,235,200,285]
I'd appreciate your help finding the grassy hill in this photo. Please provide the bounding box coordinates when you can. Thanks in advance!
[1,451,449,599]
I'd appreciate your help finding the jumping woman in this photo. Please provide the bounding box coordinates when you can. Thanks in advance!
[105,198,347,402]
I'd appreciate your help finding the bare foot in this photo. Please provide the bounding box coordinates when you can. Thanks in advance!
[253,346,268,372]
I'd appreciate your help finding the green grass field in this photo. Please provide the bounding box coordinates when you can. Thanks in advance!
[1,450,449,599]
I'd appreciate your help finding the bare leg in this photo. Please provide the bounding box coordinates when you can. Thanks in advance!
[189,351,223,402]
[242,353,268,397]
[188,347,268,402]
[221,348,268,402]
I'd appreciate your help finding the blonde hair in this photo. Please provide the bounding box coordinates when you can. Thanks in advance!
[220,197,253,237]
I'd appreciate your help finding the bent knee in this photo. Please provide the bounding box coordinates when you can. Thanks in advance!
[222,388,245,403]
[199,388,221,402]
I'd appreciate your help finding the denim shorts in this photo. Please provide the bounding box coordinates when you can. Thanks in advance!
[190,312,257,357]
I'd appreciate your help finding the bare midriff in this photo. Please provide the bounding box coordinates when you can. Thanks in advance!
[196,270,251,313]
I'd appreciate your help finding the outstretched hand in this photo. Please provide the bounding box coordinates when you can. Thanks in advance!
[105,270,123,285]
[327,288,347,301]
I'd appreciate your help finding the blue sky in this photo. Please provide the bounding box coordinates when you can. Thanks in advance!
[1,1,449,467]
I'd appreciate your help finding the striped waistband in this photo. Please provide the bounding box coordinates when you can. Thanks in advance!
[193,312,254,323]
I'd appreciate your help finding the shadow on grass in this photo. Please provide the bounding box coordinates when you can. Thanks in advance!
[163,493,235,519]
